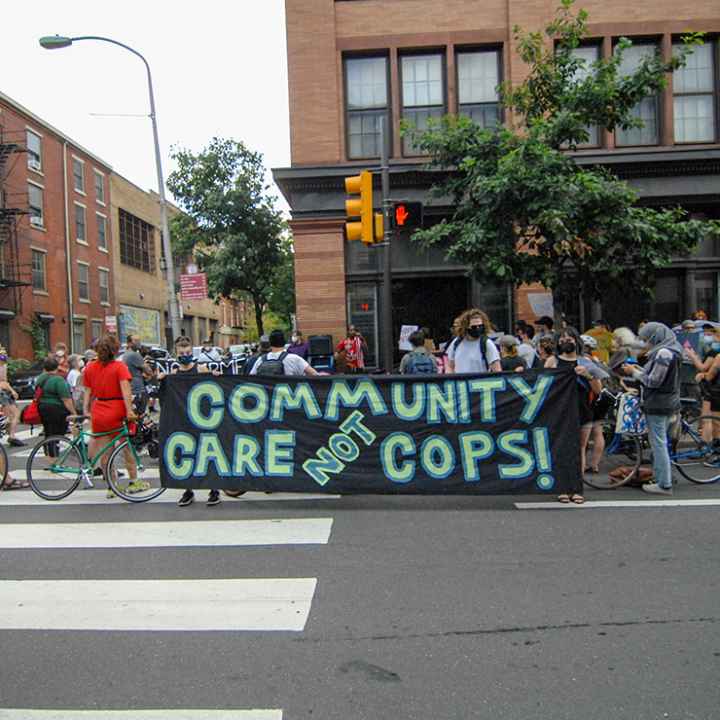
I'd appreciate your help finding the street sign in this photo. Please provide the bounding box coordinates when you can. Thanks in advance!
[392,201,423,230]
[180,273,208,301]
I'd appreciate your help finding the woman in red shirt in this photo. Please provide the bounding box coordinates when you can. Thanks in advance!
[82,335,141,495]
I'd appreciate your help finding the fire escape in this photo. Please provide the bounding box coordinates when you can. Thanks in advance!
[0,127,31,317]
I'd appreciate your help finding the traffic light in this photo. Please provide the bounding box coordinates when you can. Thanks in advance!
[345,170,374,245]
[393,201,423,231]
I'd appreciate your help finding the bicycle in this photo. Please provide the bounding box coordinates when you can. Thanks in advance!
[26,415,163,503]
[0,414,10,488]
[584,392,720,489]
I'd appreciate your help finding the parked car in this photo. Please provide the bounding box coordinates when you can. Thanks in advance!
[10,361,44,399]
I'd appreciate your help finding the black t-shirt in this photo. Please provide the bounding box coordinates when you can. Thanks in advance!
[500,356,526,372]
[558,357,594,425]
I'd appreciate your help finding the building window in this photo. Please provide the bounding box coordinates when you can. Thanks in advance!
[569,45,600,146]
[97,213,107,251]
[28,183,44,227]
[75,204,86,243]
[615,43,660,146]
[118,208,156,273]
[345,56,390,159]
[401,53,445,156]
[72,157,85,193]
[457,49,501,128]
[73,319,86,352]
[91,320,103,342]
[673,41,717,143]
[94,170,105,204]
[77,262,89,301]
[31,249,46,292]
[98,268,109,304]
[26,130,42,171]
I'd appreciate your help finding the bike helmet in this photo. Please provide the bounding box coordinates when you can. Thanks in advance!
[580,334,598,350]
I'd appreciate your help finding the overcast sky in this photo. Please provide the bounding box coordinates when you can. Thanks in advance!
[2,0,291,209]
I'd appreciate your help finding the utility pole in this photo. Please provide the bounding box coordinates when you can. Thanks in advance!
[379,117,394,374]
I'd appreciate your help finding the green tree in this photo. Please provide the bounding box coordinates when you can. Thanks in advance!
[407,0,719,321]
[167,138,286,336]
[266,236,296,325]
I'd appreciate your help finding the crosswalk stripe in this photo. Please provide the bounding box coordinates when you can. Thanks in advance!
[0,710,282,719]
[0,578,317,631]
[515,499,720,509]
[0,489,340,506]
[0,518,333,549]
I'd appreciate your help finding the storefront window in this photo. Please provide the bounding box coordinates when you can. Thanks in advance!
[346,283,378,368]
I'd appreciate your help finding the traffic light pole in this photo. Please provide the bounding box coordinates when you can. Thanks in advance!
[379,117,394,374]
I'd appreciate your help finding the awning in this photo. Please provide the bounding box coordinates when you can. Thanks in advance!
[36,313,55,323]
[0,309,16,318]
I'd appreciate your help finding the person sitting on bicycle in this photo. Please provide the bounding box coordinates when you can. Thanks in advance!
[622,322,682,496]
[82,334,144,497]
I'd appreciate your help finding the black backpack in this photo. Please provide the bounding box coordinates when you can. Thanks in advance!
[255,351,288,376]
[449,336,490,370]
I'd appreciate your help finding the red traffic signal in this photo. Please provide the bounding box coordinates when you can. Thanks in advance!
[393,201,423,230]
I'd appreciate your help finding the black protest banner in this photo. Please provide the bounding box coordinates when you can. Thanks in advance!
[159,370,580,495]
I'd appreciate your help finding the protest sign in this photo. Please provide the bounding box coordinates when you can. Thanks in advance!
[159,370,580,495]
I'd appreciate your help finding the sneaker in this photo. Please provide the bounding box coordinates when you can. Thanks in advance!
[642,483,673,496]
[207,489,221,506]
[106,488,116,499]
[7,437,25,447]
[126,479,151,494]
[178,489,195,507]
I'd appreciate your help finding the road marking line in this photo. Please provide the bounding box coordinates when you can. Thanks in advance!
[0,710,282,719]
[0,518,333,549]
[0,490,340,506]
[0,578,317,631]
[515,499,720,509]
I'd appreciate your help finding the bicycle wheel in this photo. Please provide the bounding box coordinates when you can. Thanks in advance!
[27,436,83,500]
[673,415,720,484]
[584,433,643,489]
[0,442,8,487]
[106,439,164,502]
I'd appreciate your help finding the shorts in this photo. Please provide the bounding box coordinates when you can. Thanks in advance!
[710,391,720,413]
[0,390,15,407]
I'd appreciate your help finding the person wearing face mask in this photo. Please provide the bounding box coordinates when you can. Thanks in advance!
[622,322,682,496]
[446,309,501,374]
[545,327,604,503]
[287,330,309,360]
[54,342,70,378]
[686,325,720,444]
[336,326,369,374]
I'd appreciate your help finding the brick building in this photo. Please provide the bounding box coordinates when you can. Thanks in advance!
[110,173,246,349]
[0,90,115,359]
[274,0,720,368]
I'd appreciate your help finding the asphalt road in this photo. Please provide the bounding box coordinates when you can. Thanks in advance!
[0,424,719,720]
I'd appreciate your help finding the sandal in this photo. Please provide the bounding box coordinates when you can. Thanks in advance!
[557,494,571,503]
[570,494,586,504]
[1,477,30,490]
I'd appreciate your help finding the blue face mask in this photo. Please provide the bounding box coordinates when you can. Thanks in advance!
[178,354,194,365]
[711,342,720,352]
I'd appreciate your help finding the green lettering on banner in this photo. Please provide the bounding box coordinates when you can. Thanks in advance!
[324,379,389,421]
[164,432,196,480]
[426,382,458,424]
[497,430,535,479]
[508,375,554,424]
[187,381,224,430]
[229,383,269,423]
[269,383,322,422]
[339,410,377,446]
[233,435,263,476]
[468,377,506,422]
[380,432,416,483]
[195,433,232,477]
[390,382,426,421]
[303,447,346,486]
[420,436,455,479]
[265,430,295,476]
[459,431,494,482]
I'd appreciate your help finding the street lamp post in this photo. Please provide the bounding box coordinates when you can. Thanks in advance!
[39,34,182,342]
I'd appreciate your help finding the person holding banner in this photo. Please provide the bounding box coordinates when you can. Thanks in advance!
[446,309,501,374]
[545,327,603,503]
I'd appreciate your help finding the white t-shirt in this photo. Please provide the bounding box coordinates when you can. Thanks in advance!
[517,342,536,368]
[447,336,500,373]
[249,350,310,377]
[66,368,81,389]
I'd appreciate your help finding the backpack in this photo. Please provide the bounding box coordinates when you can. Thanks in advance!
[449,336,490,370]
[255,351,288,377]
[21,381,44,427]
[404,350,436,375]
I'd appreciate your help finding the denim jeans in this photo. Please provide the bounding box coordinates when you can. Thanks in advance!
[646,413,673,490]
